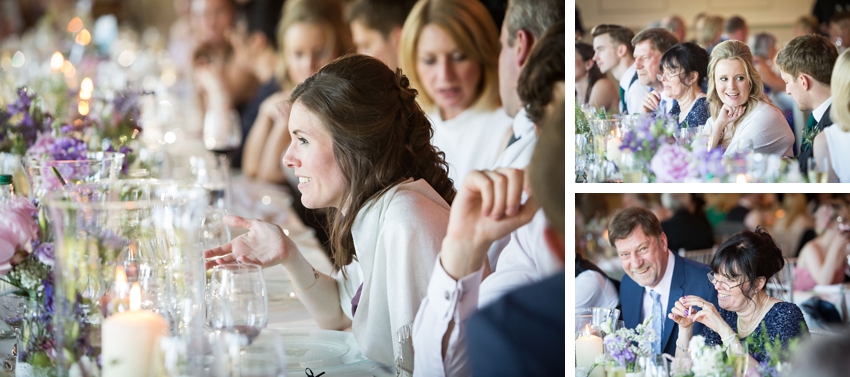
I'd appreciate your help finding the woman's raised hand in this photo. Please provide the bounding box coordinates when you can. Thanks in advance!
[203,215,298,269]
[715,103,746,127]
[676,295,731,335]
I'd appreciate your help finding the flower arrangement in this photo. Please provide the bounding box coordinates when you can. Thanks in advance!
[619,112,678,181]
[742,323,802,377]
[683,335,747,377]
[596,317,657,373]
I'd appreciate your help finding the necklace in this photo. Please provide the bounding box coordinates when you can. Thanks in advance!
[737,294,769,335]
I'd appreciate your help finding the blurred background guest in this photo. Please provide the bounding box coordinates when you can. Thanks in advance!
[794,15,820,37]
[575,42,619,113]
[750,33,786,94]
[623,193,670,222]
[661,14,687,42]
[771,193,815,258]
[347,0,417,71]
[400,0,513,189]
[794,200,850,290]
[814,48,850,182]
[722,15,749,43]
[695,15,724,53]
[660,193,715,253]
[829,11,850,52]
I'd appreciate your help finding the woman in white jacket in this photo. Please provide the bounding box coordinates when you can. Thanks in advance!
[205,54,455,365]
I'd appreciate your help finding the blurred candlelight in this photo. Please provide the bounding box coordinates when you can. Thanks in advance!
[78,100,90,116]
[61,60,76,78]
[80,77,93,99]
[50,52,64,70]
[67,17,83,33]
[76,29,92,46]
[736,174,747,184]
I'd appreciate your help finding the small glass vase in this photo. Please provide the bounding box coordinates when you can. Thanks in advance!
[22,152,124,200]
[14,299,56,377]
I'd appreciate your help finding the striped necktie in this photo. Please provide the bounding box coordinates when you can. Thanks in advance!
[650,290,663,354]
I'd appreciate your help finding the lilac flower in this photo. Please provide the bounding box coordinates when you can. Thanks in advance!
[25,133,56,159]
[50,136,88,161]
[651,144,696,183]
[35,242,54,267]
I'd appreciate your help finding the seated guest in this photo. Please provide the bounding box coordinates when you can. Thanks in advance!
[631,28,679,114]
[576,245,620,309]
[670,229,809,366]
[400,0,513,189]
[243,0,351,182]
[413,18,566,376]
[575,42,619,113]
[662,14,687,42]
[794,200,850,290]
[205,55,455,366]
[776,34,838,173]
[722,15,749,43]
[750,33,786,94]
[347,0,417,71]
[641,42,710,128]
[829,11,850,52]
[771,193,814,258]
[814,48,850,182]
[466,100,567,377]
[660,193,715,253]
[591,24,651,115]
[794,15,820,37]
[610,206,718,356]
[696,15,724,53]
[700,40,795,156]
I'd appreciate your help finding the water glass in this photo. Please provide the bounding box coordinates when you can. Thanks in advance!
[637,355,670,377]
[620,153,643,183]
[395,323,414,376]
[202,208,231,250]
[208,263,269,346]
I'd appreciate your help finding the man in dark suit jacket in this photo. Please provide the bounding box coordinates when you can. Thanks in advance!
[609,206,718,356]
[775,34,838,172]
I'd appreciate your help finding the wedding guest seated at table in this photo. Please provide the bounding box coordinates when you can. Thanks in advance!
[576,236,620,309]
[722,15,749,43]
[700,40,795,157]
[814,49,850,182]
[518,21,565,126]
[669,229,809,366]
[591,24,651,115]
[192,0,237,45]
[776,34,838,174]
[660,193,715,253]
[829,11,850,52]
[641,42,710,128]
[575,42,618,113]
[632,28,679,115]
[610,206,718,356]
[347,0,416,71]
[204,54,455,366]
[242,0,351,182]
[399,0,513,189]
[771,193,815,259]
[794,200,850,290]
[794,15,820,37]
[695,15,723,53]
[662,15,687,42]
[750,33,786,94]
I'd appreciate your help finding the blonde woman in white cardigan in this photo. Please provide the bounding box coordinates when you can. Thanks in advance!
[205,55,455,365]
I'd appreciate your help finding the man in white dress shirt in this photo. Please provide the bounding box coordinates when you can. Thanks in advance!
[632,28,679,115]
[411,1,564,375]
[775,34,839,172]
[591,24,651,114]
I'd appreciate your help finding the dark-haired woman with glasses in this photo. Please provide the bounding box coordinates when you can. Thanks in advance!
[640,42,711,128]
[668,229,808,366]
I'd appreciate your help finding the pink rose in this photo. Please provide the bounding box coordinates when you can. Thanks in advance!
[650,143,696,183]
[0,197,39,267]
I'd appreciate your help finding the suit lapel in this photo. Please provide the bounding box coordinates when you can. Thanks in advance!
[817,105,833,132]
[663,255,686,352]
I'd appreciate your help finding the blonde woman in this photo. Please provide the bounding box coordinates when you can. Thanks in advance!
[399,0,513,188]
[700,40,794,157]
[813,49,850,182]
[794,201,850,290]
[242,0,352,182]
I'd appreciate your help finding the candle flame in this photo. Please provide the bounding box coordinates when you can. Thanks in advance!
[736,174,747,184]
[50,52,64,70]
[115,265,127,286]
[130,283,141,311]
[80,77,93,97]
[584,323,592,336]
[78,100,89,116]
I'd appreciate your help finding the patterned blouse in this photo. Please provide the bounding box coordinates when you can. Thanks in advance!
[680,97,711,129]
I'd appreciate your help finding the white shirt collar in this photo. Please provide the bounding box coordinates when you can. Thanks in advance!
[511,108,535,138]
[813,97,833,122]
[620,63,638,90]
[644,249,676,299]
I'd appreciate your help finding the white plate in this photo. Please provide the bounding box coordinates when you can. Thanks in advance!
[241,328,376,375]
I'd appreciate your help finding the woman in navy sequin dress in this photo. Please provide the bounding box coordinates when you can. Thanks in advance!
[639,42,711,128]
[667,229,808,366]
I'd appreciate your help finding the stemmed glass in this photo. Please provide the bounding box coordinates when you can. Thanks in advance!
[203,109,243,158]
[208,263,269,346]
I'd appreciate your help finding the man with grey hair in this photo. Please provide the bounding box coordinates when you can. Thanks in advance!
[660,194,715,253]
[662,14,687,41]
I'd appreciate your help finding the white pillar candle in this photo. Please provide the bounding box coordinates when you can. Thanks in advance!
[101,283,167,377]
[606,138,622,163]
[576,331,603,377]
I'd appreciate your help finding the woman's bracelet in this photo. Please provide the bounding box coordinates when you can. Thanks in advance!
[291,268,320,292]
[721,332,737,345]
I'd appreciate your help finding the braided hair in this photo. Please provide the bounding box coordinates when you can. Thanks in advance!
[290,53,455,270]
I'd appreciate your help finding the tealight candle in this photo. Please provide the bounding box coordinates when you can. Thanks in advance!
[101,283,167,377]
[575,324,603,377]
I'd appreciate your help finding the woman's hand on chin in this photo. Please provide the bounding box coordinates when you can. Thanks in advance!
[715,103,745,127]
[203,215,297,269]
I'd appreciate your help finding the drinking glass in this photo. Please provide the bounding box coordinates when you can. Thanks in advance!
[209,263,269,346]
[620,152,643,183]
[202,208,231,250]
[204,109,243,157]
[637,355,670,377]
[395,323,414,376]
[166,152,233,210]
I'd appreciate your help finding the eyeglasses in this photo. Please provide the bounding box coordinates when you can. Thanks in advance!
[656,71,682,82]
[707,272,746,291]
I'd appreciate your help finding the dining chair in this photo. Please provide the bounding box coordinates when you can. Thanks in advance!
[677,247,716,265]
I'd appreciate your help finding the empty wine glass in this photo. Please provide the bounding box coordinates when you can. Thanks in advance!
[202,208,231,250]
[204,109,243,158]
[208,263,268,346]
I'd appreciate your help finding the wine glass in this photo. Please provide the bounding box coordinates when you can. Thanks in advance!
[203,109,243,158]
[202,208,231,250]
[209,263,268,346]
[808,157,830,183]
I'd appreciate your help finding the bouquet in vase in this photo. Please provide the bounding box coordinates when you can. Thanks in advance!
[596,316,658,373]
[619,112,678,181]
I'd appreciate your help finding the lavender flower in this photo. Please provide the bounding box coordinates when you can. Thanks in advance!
[50,136,88,161]
[35,242,54,267]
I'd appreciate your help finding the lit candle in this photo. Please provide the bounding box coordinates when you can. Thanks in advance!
[575,325,603,377]
[50,52,64,71]
[736,174,747,184]
[80,77,93,100]
[101,283,167,377]
[606,137,622,163]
